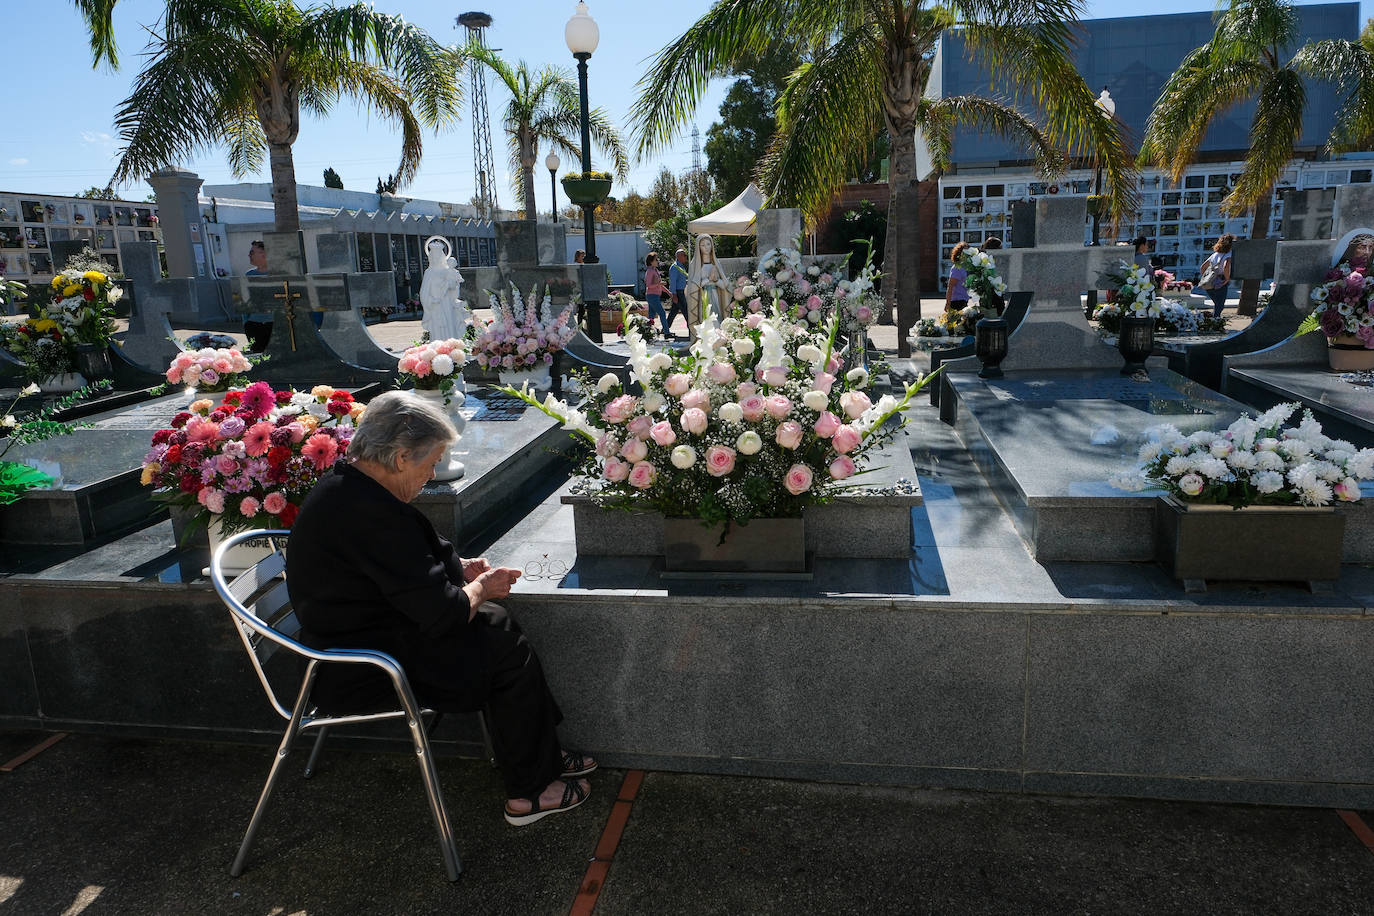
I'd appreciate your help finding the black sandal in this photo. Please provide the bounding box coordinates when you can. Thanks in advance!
[504,778,590,826]
[561,750,598,777]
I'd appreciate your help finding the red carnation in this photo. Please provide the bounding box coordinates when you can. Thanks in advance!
[326,400,350,416]
[274,390,294,405]
[328,390,353,403]
[163,445,183,466]
[223,391,243,407]
[170,411,192,429]
[151,429,171,446]
[209,408,230,422]
[278,503,299,528]
[83,288,95,301]
[178,472,200,493]
[266,445,293,467]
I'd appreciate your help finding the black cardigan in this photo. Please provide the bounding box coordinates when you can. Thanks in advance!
[286,463,480,706]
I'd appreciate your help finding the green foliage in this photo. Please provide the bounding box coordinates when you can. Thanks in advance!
[837,201,887,275]
[0,381,112,504]
[323,167,344,189]
[703,42,804,200]
[76,185,117,199]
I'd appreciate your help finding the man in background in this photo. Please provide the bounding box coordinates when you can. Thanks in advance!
[242,240,273,352]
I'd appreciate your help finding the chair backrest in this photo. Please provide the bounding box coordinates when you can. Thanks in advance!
[210,529,311,721]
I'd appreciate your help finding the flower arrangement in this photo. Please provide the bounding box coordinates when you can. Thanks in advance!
[1098,260,1160,317]
[729,247,847,331]
[1156,301,1229,336]
[1154,269,1193,294]
[470,283,577,372]
[1110,403,1374,507]
[608,292,658,342]
[140,382,365,538]
[398,337,468,399]
[955,245,1007,304]
[1310,259,1374,349]
[165,347,253,392]
[502,299,937,526]
[1,313,76,382]
[47,266,121,346]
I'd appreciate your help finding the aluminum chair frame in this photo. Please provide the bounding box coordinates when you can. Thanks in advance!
[210,529,462,882]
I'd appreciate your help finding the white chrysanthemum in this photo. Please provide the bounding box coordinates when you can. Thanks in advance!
[732,338,755,356]
[670,445,696,469]
[1197,457,1230,480]
[1164,455,1193,477]
[1137,441,1163,463]
[796,344,823,366]
[736,431,763,455]
[1257,403,1298,431]
[846,367,870,389]
[1279,439,1312,460]
[803,390,828,411]
[642,392,665,413]
[1286,462,1318,487]
[1226,450,1258,471]
[648,352,673,372]
[1253,470,1285,494]
[431,354,455,376]
[1298,478,1334,506]
[1187,430,1214,447]
[1310,460,1342,482]
[597,373,619,394]
[1253,450,1285,472]
[718,402,743,423]
[1347,451,1374,478]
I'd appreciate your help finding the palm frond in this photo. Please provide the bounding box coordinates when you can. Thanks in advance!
[1140,50,1268,182]
[925,95,1064,177]
[331,60,425,190]
[222,103,267,178]
[72,0,120,68]
[1292,38,1374,153]
[1223,66,1305,215]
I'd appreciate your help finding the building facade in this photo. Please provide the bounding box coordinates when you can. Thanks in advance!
[0,192,162,285]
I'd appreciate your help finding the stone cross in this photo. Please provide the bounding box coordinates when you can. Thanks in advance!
[944,196,1126,374]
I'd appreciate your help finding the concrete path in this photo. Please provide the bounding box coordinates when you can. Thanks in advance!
[1,731,1369,915]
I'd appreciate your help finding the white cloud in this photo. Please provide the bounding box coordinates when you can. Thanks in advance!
[7,158,27,166]
[80,131,113,145]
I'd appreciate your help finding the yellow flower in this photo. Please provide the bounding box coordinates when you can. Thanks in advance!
[310,385,335,400]
[190,398,213,414]
[140,463,160,485]
[32,319,58,332]
[83,270,107,284]
[50,277,64,290]
[299,414,321,432]
[62,285,82,299]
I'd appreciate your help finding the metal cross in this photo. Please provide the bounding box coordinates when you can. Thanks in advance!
[273,281,303,351]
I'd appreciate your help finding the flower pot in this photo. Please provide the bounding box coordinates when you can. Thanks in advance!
[560,176,613,207]
[662,517,807,574]
[208,515,288,576]
[39,372,87,394]
[1117,315,1155,376]
[1154,494,1344,590]
[412,388,466,482]
[1327,334,1374,372]
[74,342,113,381]
[498,365,553,394]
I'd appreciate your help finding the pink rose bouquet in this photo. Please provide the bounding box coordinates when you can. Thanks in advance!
[398,337,468,398]
[166,347,253,392]
[502,296,939,526]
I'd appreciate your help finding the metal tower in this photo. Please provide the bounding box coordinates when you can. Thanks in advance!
[458,12,498,219]
[690,125,702,174]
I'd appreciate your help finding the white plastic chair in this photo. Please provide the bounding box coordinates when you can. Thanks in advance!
[210,529,463,882]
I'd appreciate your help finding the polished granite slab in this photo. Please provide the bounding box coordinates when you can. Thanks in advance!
[1227,365,1374,447]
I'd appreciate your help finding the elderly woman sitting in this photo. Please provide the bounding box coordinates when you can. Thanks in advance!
[286,391,593,825]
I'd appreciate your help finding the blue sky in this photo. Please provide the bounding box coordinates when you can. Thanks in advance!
[0,1,1367,208]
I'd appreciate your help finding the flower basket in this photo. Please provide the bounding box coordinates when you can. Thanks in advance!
[560,176,612,207]
[1154,494,1343,588]
[1328,334,1374,372]
[663,516,806,574]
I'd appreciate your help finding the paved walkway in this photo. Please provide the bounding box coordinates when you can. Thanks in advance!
[1,731,1370,915]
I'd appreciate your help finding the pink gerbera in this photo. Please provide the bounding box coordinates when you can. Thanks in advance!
[239,381,276,418]
[243,421,275,457]
[301,432,340,471]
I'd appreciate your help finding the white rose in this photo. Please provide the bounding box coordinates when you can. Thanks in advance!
[670,445,696,469]
[732,338,755,356]
[807,265,820,276]
[597,372,619,394]
[736,431,763,455]
[718,402,744,423]
[1,414,16,429]
[107,286,124,303]
[1178,472,1205,496]
[803,390,828,411]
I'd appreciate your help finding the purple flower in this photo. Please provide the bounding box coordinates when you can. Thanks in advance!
[1320,308,1346,337]
[218,415,246,438]
[269,427,294,447]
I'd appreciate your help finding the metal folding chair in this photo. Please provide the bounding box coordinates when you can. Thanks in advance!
[210,529,463,882]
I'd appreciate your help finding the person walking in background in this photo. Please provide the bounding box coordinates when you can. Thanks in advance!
[945,241,970,313]
[1198,234,1234,319]
[573,249,586,265]
[643,252,669,335]
[243,240,273,352]
[665,248,689,338]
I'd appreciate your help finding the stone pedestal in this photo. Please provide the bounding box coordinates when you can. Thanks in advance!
[147,169,206,280]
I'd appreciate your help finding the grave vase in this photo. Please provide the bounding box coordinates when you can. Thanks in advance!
[1117,315,1155,376]
[663,517,807,574]
[1327,334,1374,372]
[40,371,87,394]
[498,364,553,394]
[208,517,287,576]
[1154,494,1344,589]
[74,343,113,381]
[411,387,466,482]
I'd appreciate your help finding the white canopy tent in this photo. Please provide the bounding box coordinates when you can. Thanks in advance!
[687,183,764,236]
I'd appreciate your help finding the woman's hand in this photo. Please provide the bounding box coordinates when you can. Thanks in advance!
[461,556,491,583]
[463,565,522,615]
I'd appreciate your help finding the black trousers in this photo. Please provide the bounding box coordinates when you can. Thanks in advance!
[664,293,689,336]
[412,604,564,800]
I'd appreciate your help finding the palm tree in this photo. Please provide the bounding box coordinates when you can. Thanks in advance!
[466,45,627,222]
[629,1,1137,356]
[1139,0,1367,316]
[75,1,463,234]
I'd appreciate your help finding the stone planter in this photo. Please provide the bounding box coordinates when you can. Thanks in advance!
[1327,334,1374,372]
[1154,494,1344,590]
[663,517,806,574]
[74,343,114,381]
[498,364,553,394]
[560,176,612,207]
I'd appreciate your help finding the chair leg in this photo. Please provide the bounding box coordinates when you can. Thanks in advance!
[407,713,462,881]
[231,664,317,878]
[303,726,329,779]
[477,710,497,767]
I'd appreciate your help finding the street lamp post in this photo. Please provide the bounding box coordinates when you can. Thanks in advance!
[565,1,603,342]
[545,150,560,224]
